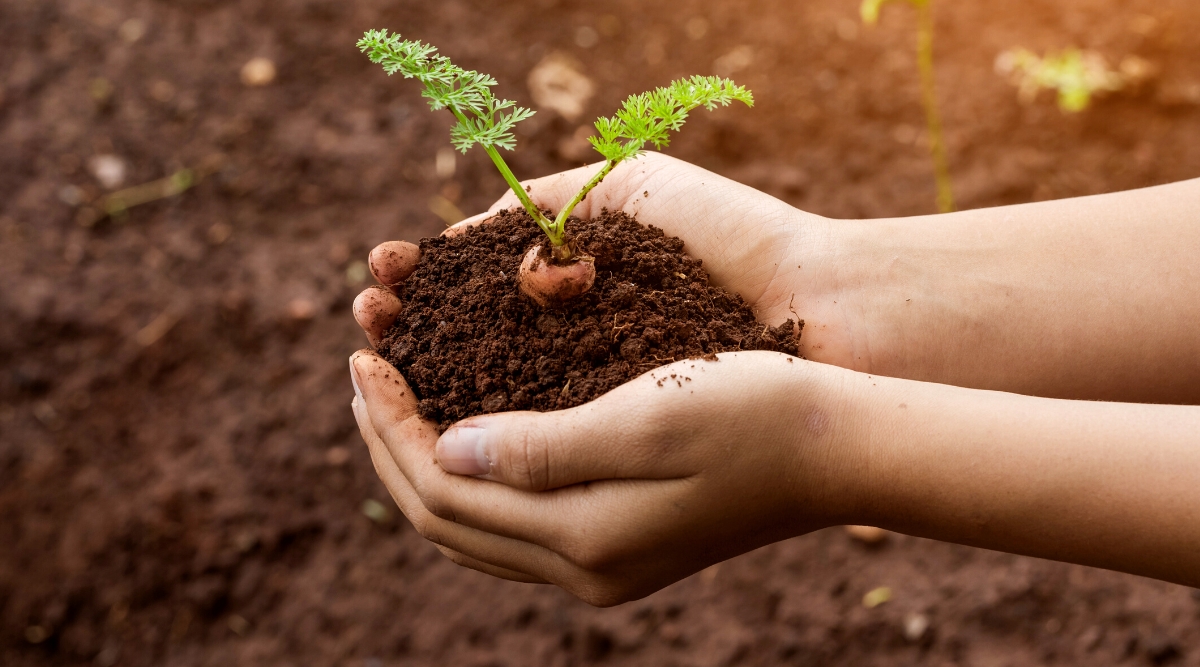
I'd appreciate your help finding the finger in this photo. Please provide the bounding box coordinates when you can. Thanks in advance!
[352,287,403,349]
[435,385,675,492]
[434,353,791,491]
[351,348,421,423]
[352,389,551,578]
[433,545,549,584]
[351,393,546,584]
[419,468,699,562]
[351,351,581,582]
[443,210,493,238]
[351,370,593,550]
[368,241,420,287]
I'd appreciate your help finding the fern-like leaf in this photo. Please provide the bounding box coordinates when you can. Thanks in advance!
[357,29,534,153]
[589,75,754,164]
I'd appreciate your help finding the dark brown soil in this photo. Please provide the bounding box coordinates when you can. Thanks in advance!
[4,0,1200,665]
[381,210,799,430]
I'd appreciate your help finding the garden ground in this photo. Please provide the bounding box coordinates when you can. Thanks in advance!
[2,0,1199,665]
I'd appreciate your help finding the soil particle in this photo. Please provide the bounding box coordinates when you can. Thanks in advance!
[380,209,799,430]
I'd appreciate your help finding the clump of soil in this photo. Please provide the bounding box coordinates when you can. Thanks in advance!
[379,209,801,430]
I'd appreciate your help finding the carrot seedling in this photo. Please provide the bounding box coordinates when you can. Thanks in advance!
[861,0,954,213]
[357,29,753,265]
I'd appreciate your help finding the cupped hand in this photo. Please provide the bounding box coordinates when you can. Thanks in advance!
[354,152,858,365]
[351,347,865,605]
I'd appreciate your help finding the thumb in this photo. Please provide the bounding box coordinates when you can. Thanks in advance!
[435,407,631,492]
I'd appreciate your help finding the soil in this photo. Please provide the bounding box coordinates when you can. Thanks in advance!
[381,210,799,430]
[3,0,1200,666]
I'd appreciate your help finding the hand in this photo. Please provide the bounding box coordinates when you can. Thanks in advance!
[354,152,857,366]
[351,348,865,605]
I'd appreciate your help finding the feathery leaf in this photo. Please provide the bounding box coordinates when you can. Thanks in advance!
[589,75,753,164]
[357,29,534,153]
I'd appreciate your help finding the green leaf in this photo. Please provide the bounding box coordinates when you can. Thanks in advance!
[590,75,753,166]
[358,29,534,152]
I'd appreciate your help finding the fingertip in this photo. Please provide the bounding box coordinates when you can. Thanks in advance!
[369,241,420,286]
[351,349,420,422]
[350,347,380,374]
[350,348,378,401]
[352,346,380,357]
[353,285,403,348]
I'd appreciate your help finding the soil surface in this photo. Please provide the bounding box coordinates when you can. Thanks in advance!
[382,210,799,430]
[3,0,1200,666]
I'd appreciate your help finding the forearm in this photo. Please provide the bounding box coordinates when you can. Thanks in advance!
[821,178,1200,403]
[848,373,1200,586]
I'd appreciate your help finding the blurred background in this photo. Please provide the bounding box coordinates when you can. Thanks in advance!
[2,0,1199,665]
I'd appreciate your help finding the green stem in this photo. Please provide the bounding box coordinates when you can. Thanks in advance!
[915,0,954,213]
[481,145,558,241]
[445,107,557,243]
[551,159,617,238]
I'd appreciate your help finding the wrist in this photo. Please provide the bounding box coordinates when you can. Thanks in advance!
[765,213,919,375]
[770,359,880,531]
[791,364,965,532]
[801,214,969,379]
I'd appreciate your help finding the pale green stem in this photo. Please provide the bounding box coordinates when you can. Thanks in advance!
[915,0,955,213]
[446,107,560,244]
[551,159,617,238]
[481,144,560,243]
[102,169,195,215]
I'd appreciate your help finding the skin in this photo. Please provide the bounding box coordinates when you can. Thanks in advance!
[351,153,1200,604]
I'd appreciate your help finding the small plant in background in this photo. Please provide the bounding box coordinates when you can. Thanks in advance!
[358,30,752,260]
[72,156,226,228]
[995,48,1128,113]
[861,0,955,213]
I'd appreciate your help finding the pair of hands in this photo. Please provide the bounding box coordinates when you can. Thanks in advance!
[353,161,1200,598]
[350,153,870,604]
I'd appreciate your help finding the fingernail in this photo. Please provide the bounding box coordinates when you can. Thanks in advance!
[352,393,369,428]
[349,355,365,402]
[437,426,491,476]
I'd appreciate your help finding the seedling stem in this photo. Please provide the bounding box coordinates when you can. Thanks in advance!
[863,0,955,213]
[914,1,954,213]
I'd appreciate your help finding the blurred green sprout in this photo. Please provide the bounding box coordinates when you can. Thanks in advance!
[996,48,1125,113]
[861,0,954,213]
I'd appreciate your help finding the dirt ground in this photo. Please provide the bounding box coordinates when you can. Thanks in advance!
[2,0,1199,665]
